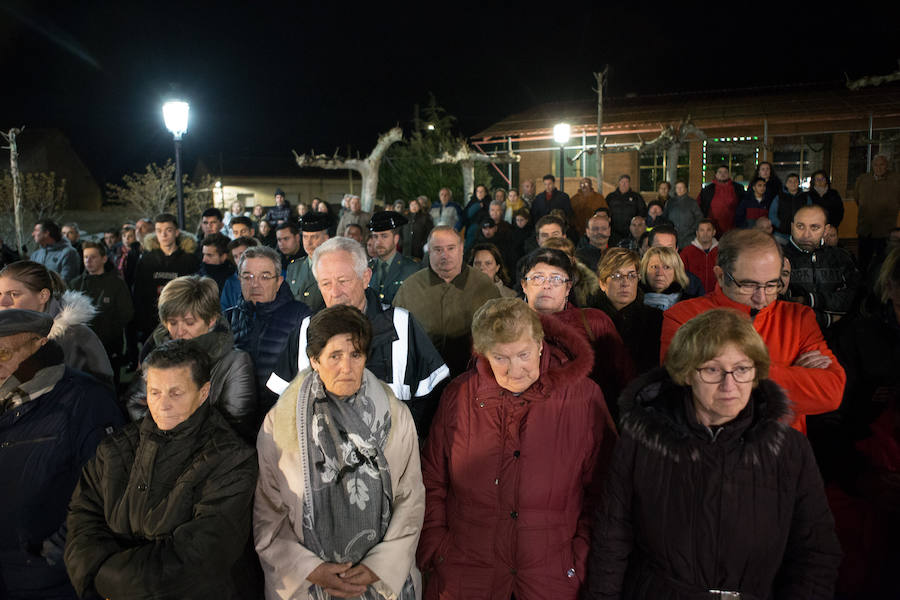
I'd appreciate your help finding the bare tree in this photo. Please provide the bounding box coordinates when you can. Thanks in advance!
[107,160,184,219]
[1,128,25,255]
[293,127,402,212]
[433,146,520,199]
[22,172,67,223]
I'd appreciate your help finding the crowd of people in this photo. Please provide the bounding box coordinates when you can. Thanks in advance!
[1,158,899,599]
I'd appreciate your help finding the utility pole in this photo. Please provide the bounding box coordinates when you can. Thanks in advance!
[594,68,607,191]
[2,128,25,256]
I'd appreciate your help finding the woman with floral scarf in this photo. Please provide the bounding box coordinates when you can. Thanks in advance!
[254,304,424,600]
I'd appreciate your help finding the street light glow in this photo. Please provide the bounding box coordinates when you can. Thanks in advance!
[553,122,571,144]
[163,101,190,140]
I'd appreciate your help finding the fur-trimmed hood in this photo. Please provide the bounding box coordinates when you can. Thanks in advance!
[473,311,594,396]
[140,231,197,254]
[46,290,98,340]
[618,367,793,463]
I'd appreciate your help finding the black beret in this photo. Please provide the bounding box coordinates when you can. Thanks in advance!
[300,212,331,232]
[368,211,408,232]
[0,309,53,337]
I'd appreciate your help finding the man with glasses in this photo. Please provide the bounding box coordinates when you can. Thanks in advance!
[661,229,845,434]
[225,245,311,411]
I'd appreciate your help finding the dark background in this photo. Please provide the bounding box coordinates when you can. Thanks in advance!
[1,1,896,184]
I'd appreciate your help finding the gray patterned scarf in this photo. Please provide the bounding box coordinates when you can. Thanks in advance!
[297,369,415,600]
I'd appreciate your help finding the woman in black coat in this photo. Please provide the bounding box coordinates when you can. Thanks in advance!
[589,308,841,599]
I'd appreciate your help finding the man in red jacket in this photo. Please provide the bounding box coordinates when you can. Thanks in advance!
[679,218,719,292]
[661,228,845,434]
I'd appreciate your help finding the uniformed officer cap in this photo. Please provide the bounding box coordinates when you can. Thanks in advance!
[300,212,331,232]
[0,309,53,338]
[368,211,408,232]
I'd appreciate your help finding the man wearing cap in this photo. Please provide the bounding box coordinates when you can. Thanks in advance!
[336,195,371,240]
[267,237,449,437]
[0,309,122,599]
[264,188,292,225]
[368,211,421,304]
[285,212,330,312]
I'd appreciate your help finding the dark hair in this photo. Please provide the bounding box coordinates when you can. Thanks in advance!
[513,207,530,221]
[542,174,555,183]
[648,224,678,247]
[0,260,60,298]
[468,242,511,285]
[143,339,211,388]
[535,215,565,233]
[82,240,107,256]
[105,227,120,237]
[154,213,178,226]
[305,304,372,361]
[618,174,631,181]
[698,218,716,228]
[754,161,777,180]
[716,165,730,173]
[810,169,831,186]
[37,220,62,242]
[201,232,230,255]
[593,207,611,218]
[716,229,783,272]
[276,222,300,235]
[230,216,253,229]
[519,247,574,281]
[227,236,259,252]
[201,208,223,220]
[647,200,665,212]
[749,176,766,189]
[785,172,800,182]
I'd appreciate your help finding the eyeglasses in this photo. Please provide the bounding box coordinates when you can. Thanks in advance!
[240,273,277,283]
[724,270,783,295]
[695,365,756,384]
[607,272,639,283]
[524,274,570,287]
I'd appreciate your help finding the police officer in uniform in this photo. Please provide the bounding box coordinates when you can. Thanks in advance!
[285,212,329,312]
[267,236,449,437]
[367,211,422,304]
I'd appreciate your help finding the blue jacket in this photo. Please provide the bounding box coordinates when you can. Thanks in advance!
[226,281,311,413]
[31,240,80,282]
[0,342,122,599]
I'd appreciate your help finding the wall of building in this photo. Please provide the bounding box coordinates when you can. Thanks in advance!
[214,174,359,211]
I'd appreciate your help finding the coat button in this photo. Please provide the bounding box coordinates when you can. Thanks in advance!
[494,478,499,485]
[510,511,518,519]
[567,568,576,578]
[513,450,520,458]
[510,568,517,575]
[137,483,147,491]
[478,402,485,408]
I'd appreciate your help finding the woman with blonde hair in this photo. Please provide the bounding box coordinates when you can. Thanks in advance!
[590,308,841,598]
[639,246,691,311]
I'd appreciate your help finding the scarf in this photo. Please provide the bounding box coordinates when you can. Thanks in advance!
[297,369,415,600]
[0,342,65,415]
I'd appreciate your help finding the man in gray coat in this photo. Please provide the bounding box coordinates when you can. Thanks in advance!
[30,220,80,281]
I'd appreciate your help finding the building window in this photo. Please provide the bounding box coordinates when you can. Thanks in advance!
[639,148,689,192]
[770,135,828,189]
[702,138,759,185]
[847,129,900,190]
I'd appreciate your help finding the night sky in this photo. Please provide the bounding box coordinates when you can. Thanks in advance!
[1,1,897,185]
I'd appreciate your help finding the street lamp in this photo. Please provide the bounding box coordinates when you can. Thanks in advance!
[163,100,190,229]
[553,122,571,193]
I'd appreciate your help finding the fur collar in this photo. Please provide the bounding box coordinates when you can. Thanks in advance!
[47,290,98,340]
[141,231,197,254]
[474,311,594,396]
[618,367,793,463]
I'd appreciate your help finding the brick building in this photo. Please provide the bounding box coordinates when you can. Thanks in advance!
[471,82,900,238]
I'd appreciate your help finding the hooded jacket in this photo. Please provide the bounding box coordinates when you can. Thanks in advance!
[679,239,719,294]
[589,368,841,599]
[418,314,617,600]
[132,232,200,335]
[0,341,121,599]
[31,239,80,282]
[46,290,114,385]
[126,320,258,442]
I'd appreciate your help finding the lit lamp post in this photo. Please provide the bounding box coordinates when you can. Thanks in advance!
[162,100,190,229]
[553,122,571,193]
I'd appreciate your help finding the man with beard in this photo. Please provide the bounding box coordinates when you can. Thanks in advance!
[784,204,860,330]
[393,227,500,377]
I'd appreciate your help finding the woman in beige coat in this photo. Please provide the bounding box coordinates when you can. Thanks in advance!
[254,304,425,600]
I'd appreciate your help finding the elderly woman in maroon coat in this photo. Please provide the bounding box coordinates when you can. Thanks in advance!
[418,298,617,599]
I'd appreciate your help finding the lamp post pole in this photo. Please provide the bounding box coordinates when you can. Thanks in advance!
[558,143,566,193]
[174,136,184,229]
[553,123,571,194]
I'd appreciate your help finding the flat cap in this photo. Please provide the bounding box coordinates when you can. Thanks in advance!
[480,218,498,228]
[368,211,408,232]
[300,212,331,232]
[0,309,53,337]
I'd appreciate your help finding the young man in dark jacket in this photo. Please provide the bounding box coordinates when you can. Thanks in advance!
[65,340,258,599]
[605,174,647,240]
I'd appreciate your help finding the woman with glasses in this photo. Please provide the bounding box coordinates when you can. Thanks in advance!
[589,308,841,599]
[520,248,633,412]
[419,298,617,600]
[595,248,664,378]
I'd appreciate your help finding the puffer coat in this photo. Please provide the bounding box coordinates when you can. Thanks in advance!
[418,314,617,600]
[65,401,258,600]
[588,368,842,599]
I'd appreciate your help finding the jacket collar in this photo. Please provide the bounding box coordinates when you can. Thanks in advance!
[708,286,779,320]
[427,265,470,291]
[140,397,211,441]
